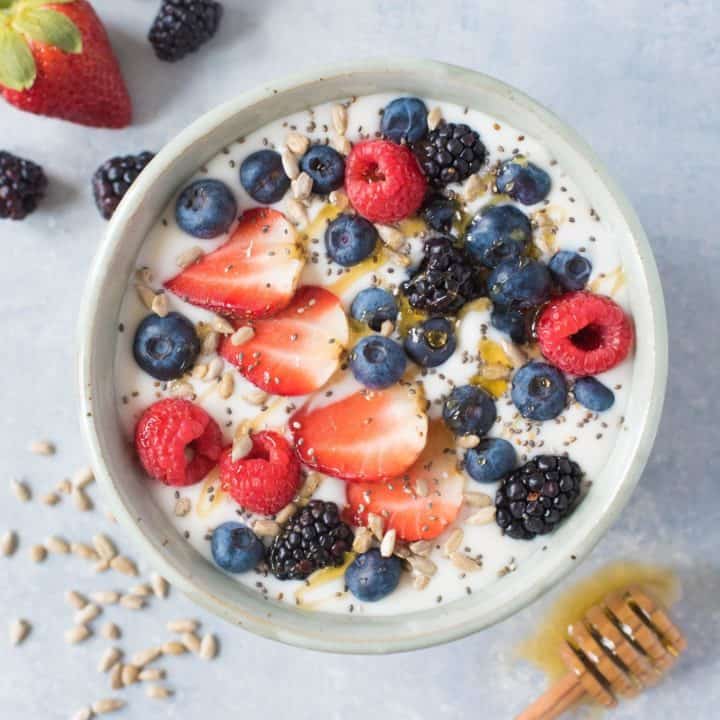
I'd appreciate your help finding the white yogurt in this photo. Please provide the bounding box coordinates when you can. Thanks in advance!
[114,93,633,616]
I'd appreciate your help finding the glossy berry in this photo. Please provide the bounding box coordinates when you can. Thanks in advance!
[380,97,428,144]
[325,213,378,266]
[573,376,615,412]
[466,205,532,268]
[345,140,426,223]
[350,335,407,389]
[443,385,497,437]
[511,361,567,421]
[491,305,531,345]
[175,178,237,238]
[464,438,517,484]
[496,157,551,205]
[488,257,551,309]
[401,235,485,315]
[413,122,486,186]
[345,549,402,602]
[219,431,301,515]
[133,312,200,381]
[239,149,290,204]
[0,151,47,220]
[135,399,223,487]
[421,193,458,232]
[211,522,263,573]
[350,287,398,331]
[267,500,353,580]
[92,152,155,219]
[404,317,457,367]
[299,145,345,194]
[495,454,583,539]
[536,292,633,375]
[148,0,223,62]
[549,250,592,291]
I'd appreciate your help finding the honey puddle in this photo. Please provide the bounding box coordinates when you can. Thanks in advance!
[518,562,680,682]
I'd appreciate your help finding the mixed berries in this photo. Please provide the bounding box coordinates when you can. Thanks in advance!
[92,152,155,220]
[127,94,636,605]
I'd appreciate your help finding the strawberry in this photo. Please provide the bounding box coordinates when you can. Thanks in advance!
[165,207,305,320]
[345,422,463,541]
[290,382,428,482]
[0,0,131,128]
[220,285,349,397]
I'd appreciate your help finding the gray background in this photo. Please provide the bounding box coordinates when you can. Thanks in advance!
[1,0,718,717]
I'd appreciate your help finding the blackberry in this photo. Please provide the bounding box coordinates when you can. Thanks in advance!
[495,455,584,540]
[413,122,486,186]
[0,151,47,221]
[401,236,486,315]
[92,152,155,219]
[149,0,223,62]
[267,500,353,580]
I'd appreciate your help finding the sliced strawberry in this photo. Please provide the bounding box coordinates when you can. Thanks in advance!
[164,207,304,319]
[290,382,428,481]
[220,286,349,396]
[346,422,463,541]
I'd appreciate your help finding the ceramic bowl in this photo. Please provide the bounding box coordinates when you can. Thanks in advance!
[78,58,667,653]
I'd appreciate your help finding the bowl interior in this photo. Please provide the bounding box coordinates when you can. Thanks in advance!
[79,59,667,653]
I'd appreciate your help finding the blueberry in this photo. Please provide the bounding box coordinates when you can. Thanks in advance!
[443,385,497,437]
[491,305,530,345]
[350,287,398,331]
[511,361,568,421]
[325,214,378,266]
[350,335,406,389]
[466,205,532,268]
[175,179,237,239]
[488,257,551,308]
[211,522,264,573]
[549,250,592,291]
[239,149,290,204]
[345,548,402,602]
[421,193,458,232]
[299,145,345,194]
[464,438,517,483]
[496,157,552,205]
[133,312,200,381]
[404,317,457,367]
[380,97,428,144]
[574,376,615,412]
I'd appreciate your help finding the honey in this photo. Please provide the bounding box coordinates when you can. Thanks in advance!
[471,338,514,398]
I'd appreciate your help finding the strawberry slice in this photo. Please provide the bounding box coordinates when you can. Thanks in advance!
[346,422,463,541]
[220,286,349,396]
[290,382,428,481]
[164,207,304,319]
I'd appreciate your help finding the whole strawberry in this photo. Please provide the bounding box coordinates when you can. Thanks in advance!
[0,0,131,128]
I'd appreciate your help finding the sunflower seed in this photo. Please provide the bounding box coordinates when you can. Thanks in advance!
[29,439,55,456]
[351,527,373,554]
[65,624,91,645]
[72,706,93,720]
[1,530,18,557]
[298,472,321,500]
[146,684,173,700]
[94,559,110,573]
[231,432,252,462]
[169,379,194,399]
[463,173,486,202]
[408,555,437,577]
[218,371,235,399]
[181,631,201,654]
[110,555,138,577]
[73,466,95,489]
[275,502,297,525]
[167,618,198,634]
[367,513,384,540]
[331,104,348,135]
[132,646,161,667]
[98,647,122,673]
[192,363,208,379]
[30,544,47,563]
[427,106,443,130]
[443,528,464,556]
[73,486,93,512]
[161,641,186,656]
[380,528,396,558]
[253,519,280,538]
[56,478,72,494]
[121,664,140,686]
[92,698,125,714]
[199,633,218,660]
[11,479,31,502]
[101,622,121,640]
[328,188,349,210]
[151,573,169,599]
[291,172,313,200]
[211,315,233,335]
[450,551,481,572]
[376,224,405,251]
[119,594,145,610]
[75,603,101,625]
[281,147,300,180]
[230,326,254,346]
[176,245,204,268]
[413,574,430,590]
[41,492,61,506]
[138,667,166,682]
[46,536,70,555]
[285,198,308,225]
[466,506,496,525]
[135,266,153,285]
[174,497,191,517]
[91,591,120,606]
[135,283,156,310]
[65,590,88,610]
[9,619,30,646]
[456,434,480,449]
[130,583,152,598]
[109,662,123,690]
[331,134,352,155]
[92,534,117,561]
[379,320,395,337]
[201,330,220,355]
[286,132,310,156]
[463,491,493,508]
[408,540,432,557]
[151,292,168,317]
[71,542,98,561]
[242,388,269,405]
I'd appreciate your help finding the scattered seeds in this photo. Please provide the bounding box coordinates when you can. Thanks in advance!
[135,282,157,310]
[242,388,269,405]
[71,542,99,561]
[66,590,88,610]
[73,466,95,489]
[56,478,72,494]
[291,172,312,200]
[72,486,93,512]
[408,540,432,557]
[41,492,61,506]
[121,664,140,686]
[463,491,493,508]
[413,574,430,591]
[161,641,186,656]
[331,134,352,155]
[443,528,464,557]
[450,551,481,572]
[9,619,30,646]
[11,479,31,502]
[231,430,252,462]
[151,292,168,318]
[463,173,486,202]
[151,573,169,599]
[393,542,411,559]
[253,519,281,538]
[110,555,138,577]
[132,646,162,667]
[146,684,173,700]
[167,618,198,634]
[467,506,497,526]
[297,472,321,500]
[211,315,234,335]
[281,147,300,179]
[92,534,117,562]
[181,631,201,654]
[199,633,218,660]
[408,555,437,577]
[331,104,348,135]
[174,497,191,517]
[285,197,308,225]
[456,434,480,449]
[98,647,122,673]
[101,622,121,640]
[120,594,145,610]
[46,535,70,555]
[427,106,443,130]
[169,379,194,399]
[91,698,125,714]
[201,330,220,356]
[379,320,395,337]
[130,583,152,598]
[138,667,166,682]
[65,624,91,645]
[328,188,349,210]
[30,544,47,563]
[275,502,296,525]
[230,326,254,346]
[380,528,396,558]
[72,707,93,720]
[109,662,123,690]
[191,363,208,379]
[176,245,204,268]
[218,371,235,399]
[367,512,384,540]
[29,440,55,456]
[1,530,18,557]
[376,224,405,251]
[75,603,102,625]
[92,591,120,607]
[286,131,310,156]
[94,559,110,573]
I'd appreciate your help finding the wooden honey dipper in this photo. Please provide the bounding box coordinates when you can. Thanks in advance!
[517,585,686,720]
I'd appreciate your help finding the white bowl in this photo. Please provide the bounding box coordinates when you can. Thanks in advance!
[78,58,667,654]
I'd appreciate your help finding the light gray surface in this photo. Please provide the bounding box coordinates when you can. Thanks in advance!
[0,0,717,718]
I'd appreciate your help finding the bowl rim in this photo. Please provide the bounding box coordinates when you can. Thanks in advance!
[78,57,668,654]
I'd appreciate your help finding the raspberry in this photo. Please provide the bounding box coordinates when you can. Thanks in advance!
[219,431,301,515]
[536,292,633,375]
[345,140,426,223]
[135,399,223,487]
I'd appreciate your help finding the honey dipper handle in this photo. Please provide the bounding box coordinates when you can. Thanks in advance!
[516,673,586,720]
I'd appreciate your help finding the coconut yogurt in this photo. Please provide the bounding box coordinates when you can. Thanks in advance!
[115,92,633,616]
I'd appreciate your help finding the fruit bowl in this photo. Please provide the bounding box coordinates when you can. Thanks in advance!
[79,59,667,653]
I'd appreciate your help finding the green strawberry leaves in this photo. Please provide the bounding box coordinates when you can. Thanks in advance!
[0,1,81,91]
